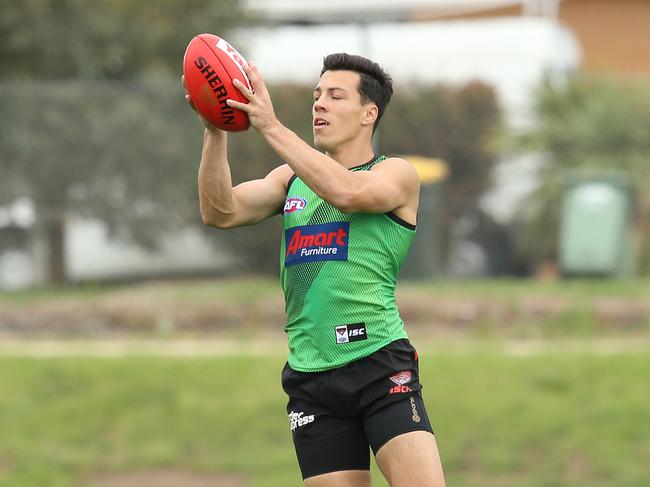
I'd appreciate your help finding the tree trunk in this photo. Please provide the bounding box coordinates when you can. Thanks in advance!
[637,202,650,275]
[44,210,67,285]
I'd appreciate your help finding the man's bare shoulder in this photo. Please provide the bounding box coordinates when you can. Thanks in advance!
[266,163,295,189]
[370,157,420,187]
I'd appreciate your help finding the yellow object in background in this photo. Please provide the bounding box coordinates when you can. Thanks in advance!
[401,155,449,185]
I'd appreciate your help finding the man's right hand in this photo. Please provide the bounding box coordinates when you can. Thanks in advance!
[186,75,291,231]
[182,74,220,132]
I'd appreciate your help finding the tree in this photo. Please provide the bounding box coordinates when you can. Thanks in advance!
[0,2,504,282]
[378,81,503,263]
[0,0,246,284]
[0,80,211,283]
[514,76,650,273]
[0,0,247,80]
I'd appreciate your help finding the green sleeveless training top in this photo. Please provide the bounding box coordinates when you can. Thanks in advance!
[280,155,415,372]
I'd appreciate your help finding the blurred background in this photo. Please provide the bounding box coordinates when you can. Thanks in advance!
[2,0,650,288]
[0,1,649,487]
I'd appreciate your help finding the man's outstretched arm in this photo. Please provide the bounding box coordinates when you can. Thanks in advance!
[184,75,292,229]
[226,65,419,216]
[197,128,292,229]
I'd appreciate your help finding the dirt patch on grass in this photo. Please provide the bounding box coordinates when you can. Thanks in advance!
[1,282,648,338]
[89,469,247,487]
[0,453,13,482]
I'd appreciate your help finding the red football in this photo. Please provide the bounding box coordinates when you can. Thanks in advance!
[183,34,251,131]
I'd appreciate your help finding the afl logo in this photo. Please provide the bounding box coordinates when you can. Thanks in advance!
[284,197,307,214]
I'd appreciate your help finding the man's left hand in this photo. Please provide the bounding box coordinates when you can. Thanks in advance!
[227,62,280,134]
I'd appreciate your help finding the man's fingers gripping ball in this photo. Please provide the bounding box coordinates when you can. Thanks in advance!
[182,33,252,132]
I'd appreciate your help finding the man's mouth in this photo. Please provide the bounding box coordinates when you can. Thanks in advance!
[313,118,329,128]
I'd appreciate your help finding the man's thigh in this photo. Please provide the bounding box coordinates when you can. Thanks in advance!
[304,470,371,487]
[363,393,444,487]
[290,409,371,480]
[363,392,434,456]
[375,431,446,487]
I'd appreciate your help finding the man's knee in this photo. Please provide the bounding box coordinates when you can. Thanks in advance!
[375,431,446,487]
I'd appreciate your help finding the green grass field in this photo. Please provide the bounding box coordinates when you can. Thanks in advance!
[1,348,648,487]
[3,277,650,304]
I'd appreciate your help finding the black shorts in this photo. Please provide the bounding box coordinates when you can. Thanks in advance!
[281,339,434,480]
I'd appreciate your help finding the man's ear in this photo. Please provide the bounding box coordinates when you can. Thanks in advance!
[362,104,379,127]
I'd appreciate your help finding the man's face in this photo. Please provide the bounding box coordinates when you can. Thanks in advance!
[312,70,375,151]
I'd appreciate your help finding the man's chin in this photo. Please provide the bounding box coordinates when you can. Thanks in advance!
[313,136,328,151]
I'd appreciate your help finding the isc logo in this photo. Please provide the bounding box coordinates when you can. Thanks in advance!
[389,385,413,395]
[284,197,306,214]
[335,323,367,344]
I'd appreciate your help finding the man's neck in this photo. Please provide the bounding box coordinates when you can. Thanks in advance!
[326,143,376,169]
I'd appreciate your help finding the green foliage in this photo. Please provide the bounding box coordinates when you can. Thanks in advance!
[0,0,248,282]
[0,351,648,487]
[0,0,504,282]
[0,0,247,80]
[379,81,502,219]
[0,79,501,279]
[379,81,502,265]
[0,80,202,246]
[515,76,650,270]
[0,1,504,281]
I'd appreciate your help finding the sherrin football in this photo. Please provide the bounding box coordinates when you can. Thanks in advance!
[183,34,251,131]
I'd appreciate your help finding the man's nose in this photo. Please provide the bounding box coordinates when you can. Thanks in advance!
[314,97,326,112]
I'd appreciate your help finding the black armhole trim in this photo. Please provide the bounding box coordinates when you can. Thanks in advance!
[286,173,298,192]
[385,212,416,230]
[278,173,299,216]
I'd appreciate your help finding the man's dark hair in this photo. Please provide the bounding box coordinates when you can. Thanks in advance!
[321,53,393,132]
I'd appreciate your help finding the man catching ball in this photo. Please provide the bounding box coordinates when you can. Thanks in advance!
[182,52,446,487]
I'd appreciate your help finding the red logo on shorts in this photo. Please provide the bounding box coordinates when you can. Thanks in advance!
[389,385,413,394]
[389,371,412,385]
[388,370,413,394]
